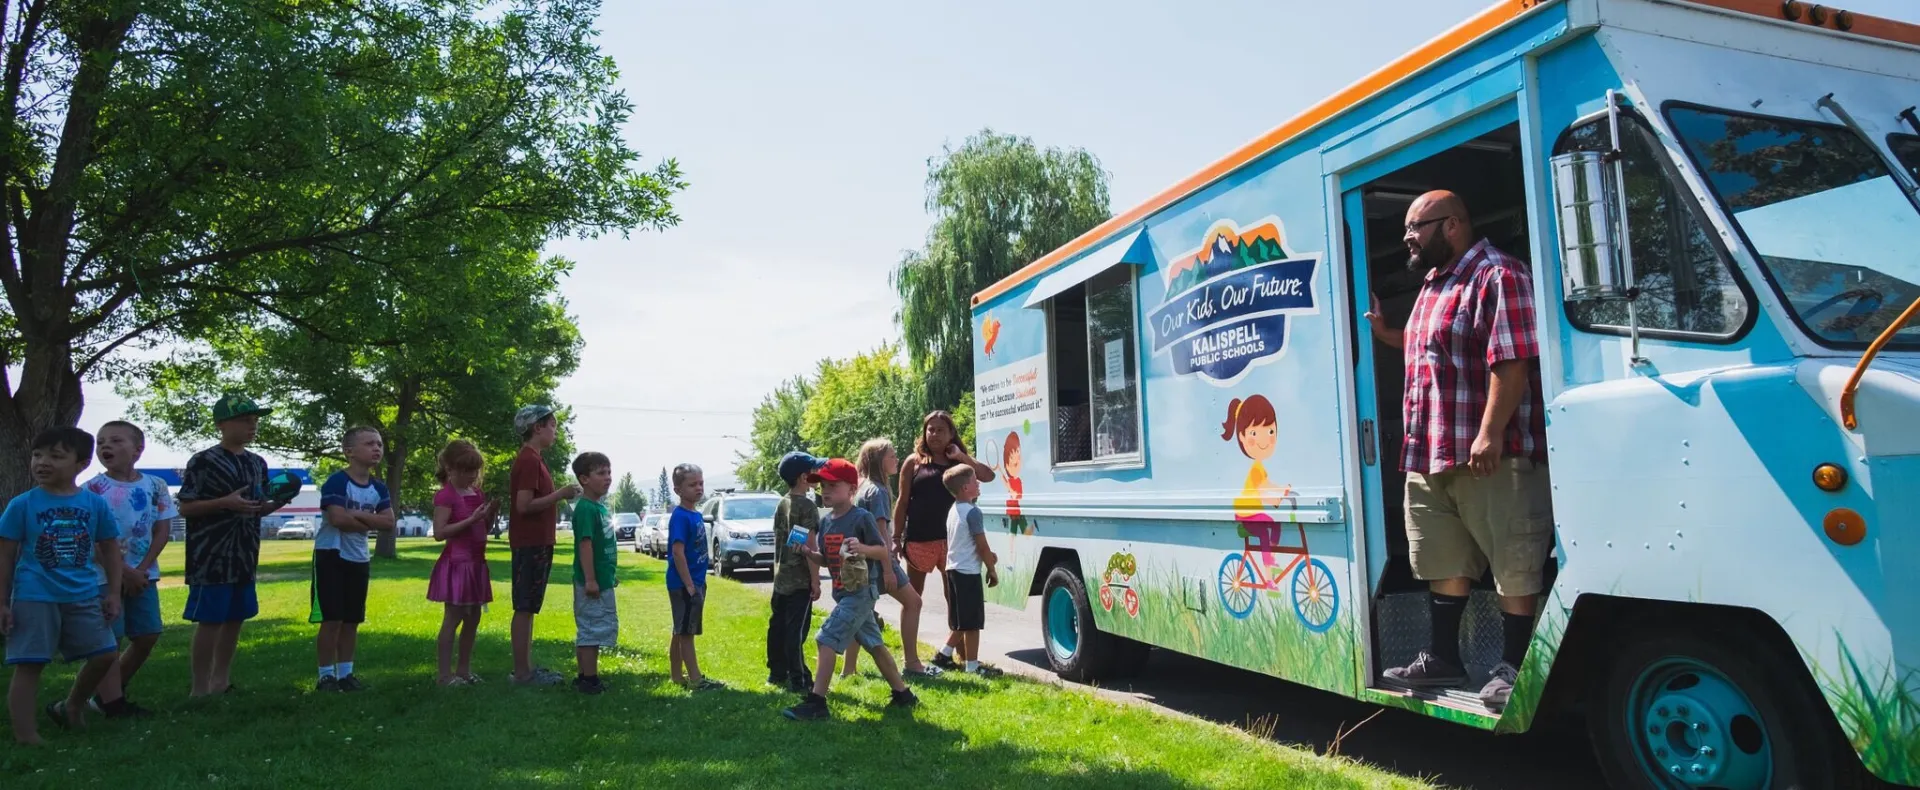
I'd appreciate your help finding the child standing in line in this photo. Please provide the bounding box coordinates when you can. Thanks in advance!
[666,463,721,691]
[507,405,580,687]
[428,439,494,687]
[1,428,123,743]
[83,421,178,718]
[942,465,1001,677]
[768,451,824,692]
[843,438,939,679]
[313,427,395,693]
[783,458,918,721]
[569,452,618,695]
[178,393,289,698]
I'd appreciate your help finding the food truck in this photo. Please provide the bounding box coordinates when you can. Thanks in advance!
[966,0,1920,786]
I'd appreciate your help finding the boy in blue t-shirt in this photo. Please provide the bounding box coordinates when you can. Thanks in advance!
[666,463,721,691]
[0,427,124,744]
[313,427,394,692]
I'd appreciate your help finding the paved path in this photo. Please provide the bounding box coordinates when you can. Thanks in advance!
[735,568,1605,790]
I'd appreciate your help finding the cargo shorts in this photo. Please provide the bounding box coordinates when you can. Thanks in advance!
[1404,457,1553,597]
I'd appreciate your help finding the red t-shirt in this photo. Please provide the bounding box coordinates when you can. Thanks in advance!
[508,445,556,548]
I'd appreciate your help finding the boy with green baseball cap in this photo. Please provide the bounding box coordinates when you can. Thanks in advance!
[175,393,289,696]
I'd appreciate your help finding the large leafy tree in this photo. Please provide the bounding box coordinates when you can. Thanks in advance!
[129,245,581,557]
[733,375,811,492]
[798,344,922,463]
[892,129,1110,411]
[611,472,645,514]
[0,0,681,499]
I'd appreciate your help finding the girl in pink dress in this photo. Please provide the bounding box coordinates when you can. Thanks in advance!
[428,439,496,686]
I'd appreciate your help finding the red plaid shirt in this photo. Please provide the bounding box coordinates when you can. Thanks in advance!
[1400,239,1548,475]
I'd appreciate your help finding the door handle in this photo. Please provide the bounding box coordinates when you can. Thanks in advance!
[1360,419,1377,467]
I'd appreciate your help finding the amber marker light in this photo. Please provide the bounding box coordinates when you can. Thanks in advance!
[1823,508,1867,546]
[1813,463,1849,492]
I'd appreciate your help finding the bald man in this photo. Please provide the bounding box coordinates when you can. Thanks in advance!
[1364,191,1550,709]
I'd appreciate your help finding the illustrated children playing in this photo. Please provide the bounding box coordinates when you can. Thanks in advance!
[428,439,495,686]
[769,451,824,692]
[508,404,582,686]
[783,458,919,721]
[843,438,939,679]
[943,464,1001,677]
[314,426,395,692]
[0,428,124,743]
[569,452,618,695]
[83,421,178,718]
[1223,395,1294,544]
[177,393,289,697]
[666,463,722,690]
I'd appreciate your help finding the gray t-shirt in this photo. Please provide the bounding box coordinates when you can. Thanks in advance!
[820,506,883,598]
[856,482,892,537]
[946,501,988,573]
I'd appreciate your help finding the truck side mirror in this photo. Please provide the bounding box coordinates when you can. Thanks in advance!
[1549,149,1632,302]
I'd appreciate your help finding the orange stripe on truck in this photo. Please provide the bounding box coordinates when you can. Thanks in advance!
[971,0,1920,308]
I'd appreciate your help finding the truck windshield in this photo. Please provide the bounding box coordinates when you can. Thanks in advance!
[1668,107,1920,349]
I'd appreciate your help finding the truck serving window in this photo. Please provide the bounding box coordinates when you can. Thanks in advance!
[1046,266,1142,466]
[1667,105,1920,349]
[1553,113,1750,338]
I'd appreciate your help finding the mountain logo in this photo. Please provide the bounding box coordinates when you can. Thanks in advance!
[1146,216,1319,386]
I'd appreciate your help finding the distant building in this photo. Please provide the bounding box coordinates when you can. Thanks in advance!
[139,467,319,538]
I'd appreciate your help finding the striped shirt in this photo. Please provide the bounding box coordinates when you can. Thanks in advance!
[1400,239,1549,476]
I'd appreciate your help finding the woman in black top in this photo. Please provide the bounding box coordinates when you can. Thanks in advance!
[891,411,996,666]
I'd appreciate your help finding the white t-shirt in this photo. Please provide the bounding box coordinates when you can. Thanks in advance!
[318,471,391,563]
[82,473,178,582]
[946,501,987,573]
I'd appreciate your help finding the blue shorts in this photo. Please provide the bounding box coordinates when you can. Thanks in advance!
[184,582,259,624]
[815,587,884,654]
[106,583,165,640]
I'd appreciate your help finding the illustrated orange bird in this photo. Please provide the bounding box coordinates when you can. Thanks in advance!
[983,315,1002,357]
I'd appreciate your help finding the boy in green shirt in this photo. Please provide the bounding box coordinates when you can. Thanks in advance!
[570,452,618,695]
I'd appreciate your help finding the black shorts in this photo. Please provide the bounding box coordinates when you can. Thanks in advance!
[669,587,705,636]
[945,570,985,632]
[511,546,555,614]
[310,550,370,624]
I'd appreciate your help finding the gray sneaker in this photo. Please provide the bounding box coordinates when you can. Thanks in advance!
[1479,662,1519,709]
[515,667,566,686]
[1381,651,1467,690]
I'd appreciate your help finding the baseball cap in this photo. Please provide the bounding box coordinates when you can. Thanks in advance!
[211,393,272,423]
[514,404,556,435]
[813,458,858,486]
[777,451,827,487]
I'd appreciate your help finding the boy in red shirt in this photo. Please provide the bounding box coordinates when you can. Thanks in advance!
[508,405,580,686]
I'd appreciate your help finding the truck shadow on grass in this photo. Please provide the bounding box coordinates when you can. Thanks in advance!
[1003,647,1607,790]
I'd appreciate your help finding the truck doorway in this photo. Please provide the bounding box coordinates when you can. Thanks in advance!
[1345,121,1556,711]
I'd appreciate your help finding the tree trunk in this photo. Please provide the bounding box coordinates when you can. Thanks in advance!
[376,376,420,560]
[0,339,87,502]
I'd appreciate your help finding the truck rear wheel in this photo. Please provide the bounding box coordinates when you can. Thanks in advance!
[1040,565,1115,682]
[1588,628,1868,790]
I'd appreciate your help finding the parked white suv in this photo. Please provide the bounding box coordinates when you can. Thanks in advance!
[702,491,780,578]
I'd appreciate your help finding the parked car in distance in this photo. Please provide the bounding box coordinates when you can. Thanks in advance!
[636,513,669,556]
[703,491,779,577]
[275,519,317,540]
[613,512,642,544]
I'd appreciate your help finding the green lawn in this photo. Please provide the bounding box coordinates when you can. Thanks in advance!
[1,538,1435,789]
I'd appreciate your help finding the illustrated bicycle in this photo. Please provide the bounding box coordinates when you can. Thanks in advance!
[1216,518,1339,632]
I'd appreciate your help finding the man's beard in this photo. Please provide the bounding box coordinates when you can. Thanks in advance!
[1407,233,1453,274]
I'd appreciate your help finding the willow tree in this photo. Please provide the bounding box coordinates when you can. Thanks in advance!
[892,130,1110,411]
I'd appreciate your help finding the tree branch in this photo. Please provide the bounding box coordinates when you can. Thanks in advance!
[75,309,182,377]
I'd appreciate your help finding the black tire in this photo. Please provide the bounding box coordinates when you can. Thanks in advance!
[1588,627,1870,790]
[1040,565,1116,683]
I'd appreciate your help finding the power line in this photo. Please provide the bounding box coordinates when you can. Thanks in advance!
[566,403,749,416]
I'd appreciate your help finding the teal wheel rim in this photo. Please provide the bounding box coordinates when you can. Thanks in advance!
[1627,657,1773,788]
[1046,586,1079,661]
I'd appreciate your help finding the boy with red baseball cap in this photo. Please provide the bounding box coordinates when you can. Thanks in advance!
[783,458,918,721]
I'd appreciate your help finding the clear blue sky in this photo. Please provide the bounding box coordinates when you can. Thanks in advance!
[81,0,1920,490]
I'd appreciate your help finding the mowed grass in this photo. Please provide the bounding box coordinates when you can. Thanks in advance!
[1,538,1436,789]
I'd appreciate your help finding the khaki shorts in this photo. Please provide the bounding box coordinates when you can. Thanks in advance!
[1405,457,1553,597]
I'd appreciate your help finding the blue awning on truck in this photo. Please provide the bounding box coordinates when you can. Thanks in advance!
[1021,228,1153,309]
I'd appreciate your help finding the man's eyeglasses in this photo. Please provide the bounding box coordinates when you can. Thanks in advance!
[1404,216,1451,234]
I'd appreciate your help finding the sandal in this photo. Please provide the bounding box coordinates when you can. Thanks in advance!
[44,701,71,730]
[905,665,944,678]
[693,678,727,691]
